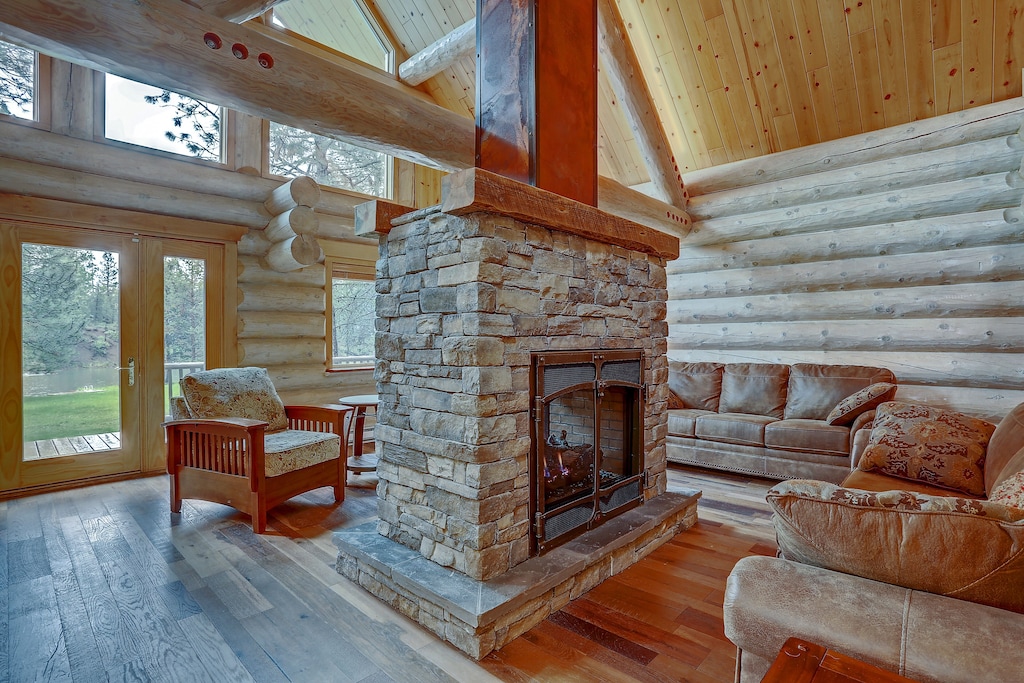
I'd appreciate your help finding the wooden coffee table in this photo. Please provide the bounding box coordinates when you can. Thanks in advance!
[761,637,918,683]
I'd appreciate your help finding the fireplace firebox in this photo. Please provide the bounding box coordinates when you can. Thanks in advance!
[530,349,646,554]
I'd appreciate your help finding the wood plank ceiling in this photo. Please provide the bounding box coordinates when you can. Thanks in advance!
[357,0,1024,192]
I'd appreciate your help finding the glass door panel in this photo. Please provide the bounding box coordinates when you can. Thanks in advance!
[21,243,122,460]
[163,256,206,418]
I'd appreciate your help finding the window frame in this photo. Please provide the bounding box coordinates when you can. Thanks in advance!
[0,42,51,131]
[325,255,377,372]
[94,71,232,169]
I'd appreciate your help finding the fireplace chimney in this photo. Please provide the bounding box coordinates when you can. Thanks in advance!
[476,0,598,206]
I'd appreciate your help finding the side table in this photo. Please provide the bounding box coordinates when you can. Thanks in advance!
[761,637,918,683]
[338,394,379,479]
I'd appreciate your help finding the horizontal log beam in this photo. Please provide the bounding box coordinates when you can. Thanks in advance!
[238,310,324,339]
[668,210,1022,275]
[189,0,286,23]
[666,281,1024,324]
[239,338,325,366]
[668,318,1024,352]
[266,234,322,272]
[237,254,324,286]
[398,19,475,86]
[686,173,1022,247]
[0,120,361,219]
[683,97,1024,196]
[237,283,324,312]
[687,135,1021,220]
[265,176,321,214]
[265,206,318,242]
[668,244,1024,299]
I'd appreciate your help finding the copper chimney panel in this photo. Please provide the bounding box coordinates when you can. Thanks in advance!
[475,0,598,206]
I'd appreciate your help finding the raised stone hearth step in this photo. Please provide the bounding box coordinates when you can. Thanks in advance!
[335,489,700,659]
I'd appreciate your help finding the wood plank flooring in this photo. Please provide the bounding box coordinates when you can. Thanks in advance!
[0,465,778,682]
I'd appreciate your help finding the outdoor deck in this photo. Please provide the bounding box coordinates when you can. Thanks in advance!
[23,432,121,460]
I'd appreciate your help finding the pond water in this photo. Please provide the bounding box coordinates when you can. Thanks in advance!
[23,367,119,397]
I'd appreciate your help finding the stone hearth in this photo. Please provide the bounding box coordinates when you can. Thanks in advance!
[336,169,696,659]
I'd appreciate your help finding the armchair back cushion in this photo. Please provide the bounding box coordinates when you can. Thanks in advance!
[785,364,896,420]
[768,479,1024,613]
[181,367,289,432]
[718,363,789,419]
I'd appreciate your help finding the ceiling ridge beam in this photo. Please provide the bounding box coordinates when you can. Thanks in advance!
[399,18,475,87]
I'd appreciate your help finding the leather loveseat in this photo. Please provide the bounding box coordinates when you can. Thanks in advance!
[723,401,1024,683]
[666,362,896,483]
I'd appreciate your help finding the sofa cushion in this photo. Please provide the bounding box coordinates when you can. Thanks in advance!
[764,419,850,457]
[768,479,1024,613]
[858,402,995,497]
[718,363,789,419]
[986,402,1024,493]
[696,413,775,447]
[667,361,724,411]
[181,367,289,432]
[785,364,896,421]
[825,382,897,426]
[263,430,341,478]
[667,409,712,437]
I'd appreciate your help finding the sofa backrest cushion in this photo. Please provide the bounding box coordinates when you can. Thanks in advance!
[667,361,724,411]
[986,402,1024,493]
[718,363,789,419]
[785,363,896,420]
[181,366,289,432]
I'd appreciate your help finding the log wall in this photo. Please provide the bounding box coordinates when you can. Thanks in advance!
[670,98,1024,423]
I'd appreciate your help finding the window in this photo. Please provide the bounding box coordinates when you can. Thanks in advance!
[0,40,37,121]
[269,0,393,72]
[327,258,375,369]
[104,74,224,162]
[268,122,390,197]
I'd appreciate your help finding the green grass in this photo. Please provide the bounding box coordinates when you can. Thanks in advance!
[23,386,120,442]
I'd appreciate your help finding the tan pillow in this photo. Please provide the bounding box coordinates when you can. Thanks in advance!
[181,366,289,432]
[768,479,1024,613]
[825,382,896,426]
[858,402,995,496]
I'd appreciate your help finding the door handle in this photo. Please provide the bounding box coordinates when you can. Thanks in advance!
[118,357,136,386]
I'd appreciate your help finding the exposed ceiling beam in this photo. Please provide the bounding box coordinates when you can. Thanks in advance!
[399,18,474,87]
[0,0,689,236]
[0,0,471,171]
[183,0,286,23]
[596,0,687,208]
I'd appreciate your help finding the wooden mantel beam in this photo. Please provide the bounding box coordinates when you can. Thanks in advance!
[399,19,475,86]
[596,0,687,208]
[0,0,690,236]
[0,0,473,171]
[184,0,286,23]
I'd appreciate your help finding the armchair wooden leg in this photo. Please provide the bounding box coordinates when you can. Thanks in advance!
[170,474,182,513]
[252,492,267,534]
[334,456,345,502]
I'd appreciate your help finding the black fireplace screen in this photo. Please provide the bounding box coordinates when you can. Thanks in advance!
[530,349,645,554]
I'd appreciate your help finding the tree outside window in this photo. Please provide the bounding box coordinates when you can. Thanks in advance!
[331,277,375,366]
[269,122,390,198]
[0,40,35,120]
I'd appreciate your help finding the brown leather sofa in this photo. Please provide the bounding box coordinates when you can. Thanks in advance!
[723,402,1024,683]
[666,362,896,483]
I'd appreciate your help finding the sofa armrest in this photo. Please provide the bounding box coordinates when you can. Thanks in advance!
[724,555,1024,683]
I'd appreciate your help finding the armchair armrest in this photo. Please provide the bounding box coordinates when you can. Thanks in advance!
[164,417,269,481]
[848,409,876,469]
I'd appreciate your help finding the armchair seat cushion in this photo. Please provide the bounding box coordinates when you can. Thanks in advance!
[264,430,341,478]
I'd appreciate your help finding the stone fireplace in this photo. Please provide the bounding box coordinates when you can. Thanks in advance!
[335,169,699,659]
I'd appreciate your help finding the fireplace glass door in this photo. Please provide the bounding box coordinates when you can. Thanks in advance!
[531,350,645,554]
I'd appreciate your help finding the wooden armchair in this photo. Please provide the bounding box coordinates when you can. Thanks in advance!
[164,367,354,533]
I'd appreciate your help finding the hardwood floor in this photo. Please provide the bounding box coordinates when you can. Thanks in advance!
[0,465,778,682]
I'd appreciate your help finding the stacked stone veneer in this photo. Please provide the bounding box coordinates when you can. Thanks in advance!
[369,206,671,582]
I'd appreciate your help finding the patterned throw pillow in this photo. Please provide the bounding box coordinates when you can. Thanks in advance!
[181,367,289,432]
[825,382,897,426]
[990,471,1024,510]
[768,479,1024,613]
[858,402,996,497]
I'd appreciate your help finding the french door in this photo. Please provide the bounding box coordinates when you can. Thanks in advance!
[0,222,227,494]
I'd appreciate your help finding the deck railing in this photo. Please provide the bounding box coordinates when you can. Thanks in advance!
[165,361,205,405]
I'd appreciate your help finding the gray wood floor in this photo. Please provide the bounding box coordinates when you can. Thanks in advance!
[0,466,777,682]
